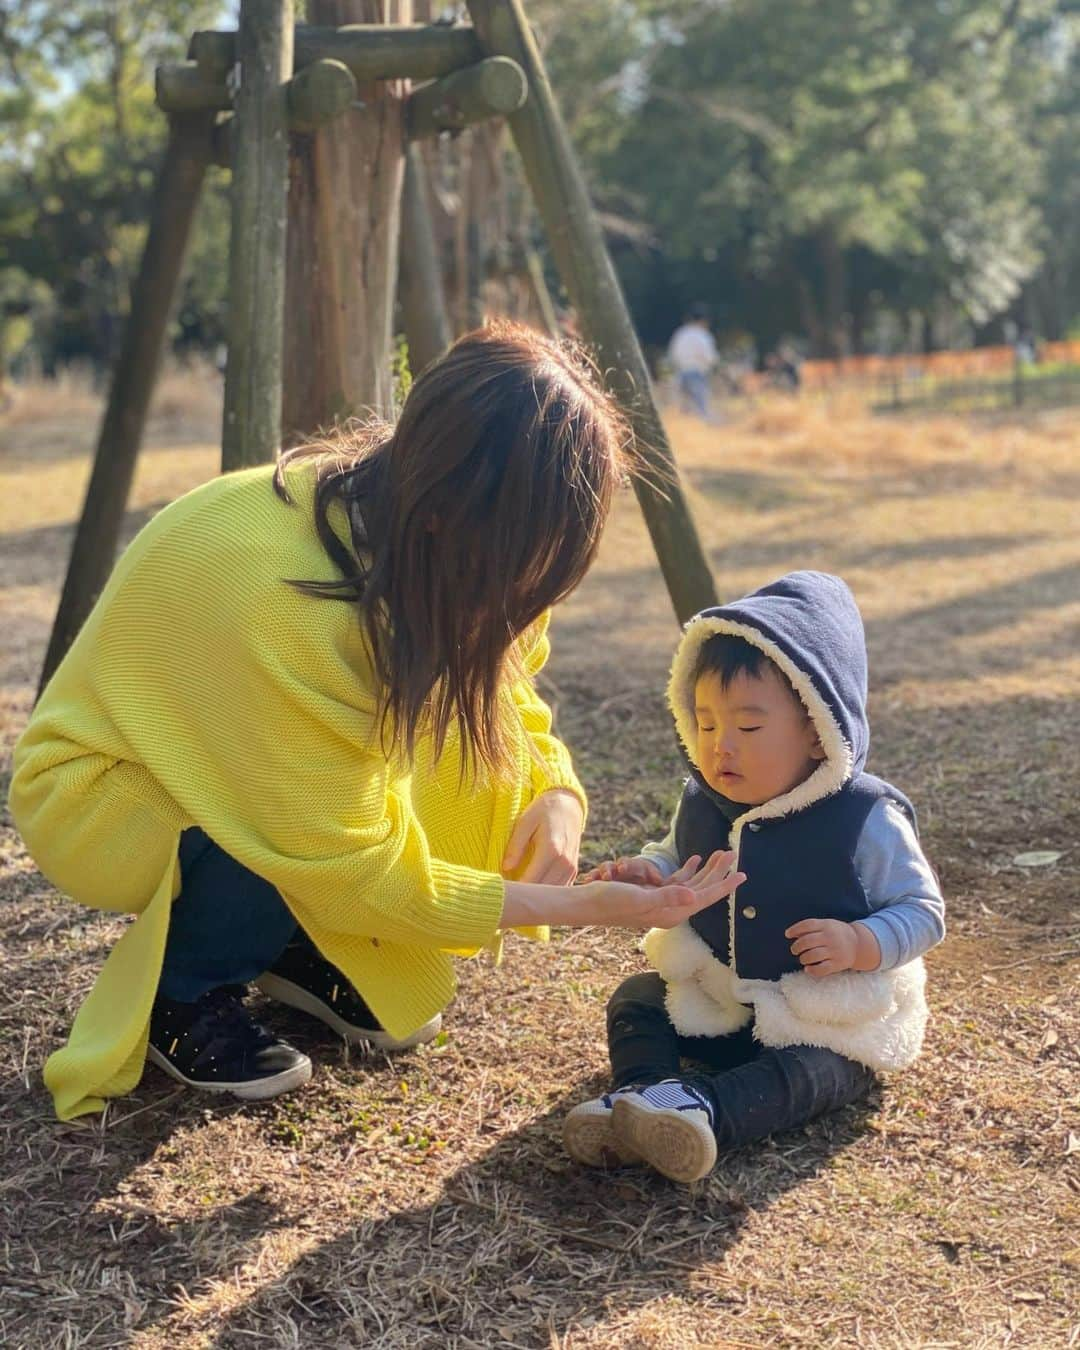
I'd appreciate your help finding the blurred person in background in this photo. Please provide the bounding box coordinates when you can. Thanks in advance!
[667,303,718,420]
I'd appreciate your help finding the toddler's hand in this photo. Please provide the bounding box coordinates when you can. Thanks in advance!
[579,856,666,887]
[573,851,744,931]
[785,918,881,976]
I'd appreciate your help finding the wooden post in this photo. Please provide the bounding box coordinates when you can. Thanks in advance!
[283,1,412,441]
[465,0,717,623]
[203,57,363,168]
[165,25,485,113]
[38,113,216,695]
[294,22,479,80]
[465,218,484,330]
[222,0,294,471]
[209,55,524,168]
[399,143,453,374]
[287,57,359,133]
[520,242,560,338]
[189,28,235,82]
[155,61,232,112]
[405,55,526,138]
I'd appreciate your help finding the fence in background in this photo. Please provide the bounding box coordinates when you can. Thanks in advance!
[798,341,1080,413]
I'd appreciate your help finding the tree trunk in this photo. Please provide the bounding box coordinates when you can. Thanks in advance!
[849,288,868,357]
[283,0,412,441]
[1029,266,1064,342]
[817,226,847,360]
[398,143,452,372]
[794,274,827,359]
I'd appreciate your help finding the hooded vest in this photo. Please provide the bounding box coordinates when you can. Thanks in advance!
[675,771,915,981]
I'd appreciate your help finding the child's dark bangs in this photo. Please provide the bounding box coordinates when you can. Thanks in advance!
[695,633,766,689]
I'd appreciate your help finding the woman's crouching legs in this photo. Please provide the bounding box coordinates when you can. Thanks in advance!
[149,830,440,1103]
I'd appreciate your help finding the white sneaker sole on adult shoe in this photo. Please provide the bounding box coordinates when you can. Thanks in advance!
[254,973,442,1051]
[563,1099,643,1168]
[611,1095,717,1183]
[146,1043,313,1101]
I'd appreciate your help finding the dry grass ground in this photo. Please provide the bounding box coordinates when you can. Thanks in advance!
[1,372,1077,1349]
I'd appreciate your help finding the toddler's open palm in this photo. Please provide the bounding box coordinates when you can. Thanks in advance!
[576,851,743,931]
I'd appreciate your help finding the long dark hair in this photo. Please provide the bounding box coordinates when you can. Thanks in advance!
[273,321,632,776]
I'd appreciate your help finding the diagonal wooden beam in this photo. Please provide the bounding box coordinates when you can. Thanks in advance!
[38,113,217,695]
[465,0,717,624]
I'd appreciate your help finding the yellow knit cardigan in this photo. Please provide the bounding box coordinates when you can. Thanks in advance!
[10,462,584,1120]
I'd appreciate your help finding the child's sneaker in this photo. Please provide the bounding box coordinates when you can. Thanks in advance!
[147,985,312,1100]
[562,1087,646,1168]
[610,1079,717,1182]
[255,933,441,1051]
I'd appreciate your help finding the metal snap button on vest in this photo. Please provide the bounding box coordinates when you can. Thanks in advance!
[747,822,761,831]
[742,905,757,919]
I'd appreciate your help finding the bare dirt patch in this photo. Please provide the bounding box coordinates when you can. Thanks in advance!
[1,379,1077,1348]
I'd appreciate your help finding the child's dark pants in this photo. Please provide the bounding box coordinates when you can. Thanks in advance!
[607,972,875,1151]
[159,828,300,1001]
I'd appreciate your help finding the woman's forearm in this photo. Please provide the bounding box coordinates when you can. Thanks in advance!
[501,879,580,928]
[501,851,744,933]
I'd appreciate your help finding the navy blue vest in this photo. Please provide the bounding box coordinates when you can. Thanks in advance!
[674,772,915,981]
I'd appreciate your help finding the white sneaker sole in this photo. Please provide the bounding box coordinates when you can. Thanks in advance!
[563,1101,643,1168]
[146,1043,312,1101]
[254,972,442,1051]
[611,1096,717,1183]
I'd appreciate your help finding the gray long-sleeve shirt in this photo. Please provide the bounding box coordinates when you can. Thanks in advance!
[639,797,945,971]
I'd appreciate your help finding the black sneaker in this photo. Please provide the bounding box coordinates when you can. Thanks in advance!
[146,985,312,1100]
[255,934,442,1050]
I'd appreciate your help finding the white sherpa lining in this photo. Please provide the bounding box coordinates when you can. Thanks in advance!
[646,923,927,1072]
[744,959,928,1070]
[644,924,753,1036]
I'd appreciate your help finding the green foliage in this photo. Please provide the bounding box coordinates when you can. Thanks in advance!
[391,332,412,413]
[542,0,1080,355]
[4,0,1080,371]
[0,0,222,371]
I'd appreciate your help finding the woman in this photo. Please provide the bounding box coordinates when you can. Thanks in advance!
[11,322,740,1121]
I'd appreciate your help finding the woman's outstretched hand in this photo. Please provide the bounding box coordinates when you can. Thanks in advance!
[501,850,744,931]
[501,788,584,885]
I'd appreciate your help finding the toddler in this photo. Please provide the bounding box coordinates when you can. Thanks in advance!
[564,571,945,1182]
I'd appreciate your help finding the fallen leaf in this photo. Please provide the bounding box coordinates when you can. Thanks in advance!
[1012,850,1063,867]
[1065,1132,1080,1156]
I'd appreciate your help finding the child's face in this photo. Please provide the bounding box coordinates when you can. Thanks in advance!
[694,666,825,806]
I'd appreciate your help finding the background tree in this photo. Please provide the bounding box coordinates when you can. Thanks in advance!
[3,0,1080,376]
[0,1,221,374]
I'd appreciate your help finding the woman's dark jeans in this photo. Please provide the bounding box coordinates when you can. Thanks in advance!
[607,972,875,1151]
[158,828,300,1001]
